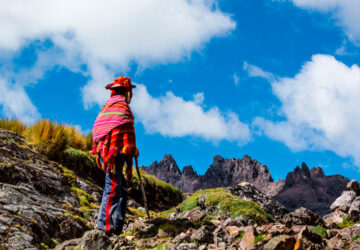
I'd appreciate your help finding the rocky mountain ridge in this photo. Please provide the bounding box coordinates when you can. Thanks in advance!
[142,154,284,196]
[143,154,350,216]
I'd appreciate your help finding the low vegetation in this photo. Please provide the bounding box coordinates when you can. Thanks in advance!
[338,216,354,228]
[254,234,266,243]
[174,188,273,224]
[0,118,92,160]
[311,226,327,239]
[131,168,182,198]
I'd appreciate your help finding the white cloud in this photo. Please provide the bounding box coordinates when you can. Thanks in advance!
[193,92,205,105]
[0,0,236,115]
[132,84,251,144]
[254,54,360,165]
[289,0,360,43]
[243,61,275,81]
[232,73,240,85]
[0,77,40,124]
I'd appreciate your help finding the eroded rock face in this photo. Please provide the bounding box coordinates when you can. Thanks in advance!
[0,129,102,249]
[227,182,288,220]
[274,162,349,216]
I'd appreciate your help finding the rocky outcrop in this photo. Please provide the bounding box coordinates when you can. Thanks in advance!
[0,129,183,248]
[227,182,288,220]
[143,154,284,195]
[325,179,360,223]
[0,129,102,249]
[274,162,349,216]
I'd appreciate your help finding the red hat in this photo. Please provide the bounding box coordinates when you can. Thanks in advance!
[105,76,136,90]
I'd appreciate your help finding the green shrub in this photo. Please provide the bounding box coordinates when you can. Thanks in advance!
[311,226,327,239]
[352,235,360,241]
[254,234,266,243]
[338,216,354,228]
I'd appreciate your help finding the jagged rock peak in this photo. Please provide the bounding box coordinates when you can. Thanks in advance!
[182,166,197,177]
[213,155,224,162]
[285,162,313,187]
[275,163,349,216]
[301,162,311,178]
[157,154,181,174]
[310,166,325,178]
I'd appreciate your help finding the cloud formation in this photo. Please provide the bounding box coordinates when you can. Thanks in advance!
[132,84,251,144]
[243,61,275,81]
[0,0,236,112]
[289,0,360,43]
[0,77,40,124]
[253,54,360,165]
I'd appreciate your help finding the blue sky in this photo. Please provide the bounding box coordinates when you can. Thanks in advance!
[1,0,360,181]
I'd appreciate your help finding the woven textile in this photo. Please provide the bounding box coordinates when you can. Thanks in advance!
[93,124,138,172]
[92,95,138,172]
[92,95,134,143]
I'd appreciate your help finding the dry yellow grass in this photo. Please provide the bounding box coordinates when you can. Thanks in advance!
[0,118,93,156]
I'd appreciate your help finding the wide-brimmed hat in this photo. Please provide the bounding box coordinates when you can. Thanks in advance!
[105,76,136,90]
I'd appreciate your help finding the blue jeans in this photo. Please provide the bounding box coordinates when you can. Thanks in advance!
[97,155,129,234]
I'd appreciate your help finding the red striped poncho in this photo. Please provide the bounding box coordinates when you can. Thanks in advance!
[91,95,138,172]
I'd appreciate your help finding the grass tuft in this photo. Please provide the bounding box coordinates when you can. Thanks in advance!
[338,216,354,228]
[311,226,327,239]
[26,120,68,159]
[254,234,266,243]
[0,119,27,135]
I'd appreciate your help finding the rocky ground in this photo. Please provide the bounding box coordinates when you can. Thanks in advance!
[1,128,360,249]
[55,181,360,250]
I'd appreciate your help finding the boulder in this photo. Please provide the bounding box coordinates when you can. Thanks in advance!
[239,226,256,250]
[323,211,345,229]
[176,243,197,250]
[55,230,111,250]
[281,207,324,226]
[172,232,190,245]
[347,180,360,195]
[330,191,357,213]
[226,226,242,237]
[263,235,296,250]
[191,225,214,243]
[348,197,360,221]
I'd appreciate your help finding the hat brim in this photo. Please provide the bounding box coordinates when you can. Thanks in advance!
[106,83,136,89]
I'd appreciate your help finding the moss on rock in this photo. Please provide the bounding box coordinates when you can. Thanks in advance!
[176,188,273,224]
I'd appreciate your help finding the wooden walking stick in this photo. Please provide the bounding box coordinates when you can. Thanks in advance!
[134,156,150,219]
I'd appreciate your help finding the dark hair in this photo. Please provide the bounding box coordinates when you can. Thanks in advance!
[113,87,127,96]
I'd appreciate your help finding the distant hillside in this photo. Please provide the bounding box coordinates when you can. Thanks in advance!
[274,162,349,216]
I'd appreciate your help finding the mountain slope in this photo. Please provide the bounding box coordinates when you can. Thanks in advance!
[274,162,349,216]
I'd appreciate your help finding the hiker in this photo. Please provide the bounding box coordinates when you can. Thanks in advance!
[91,76,138,235]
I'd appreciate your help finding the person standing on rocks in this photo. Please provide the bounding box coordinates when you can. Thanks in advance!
[91,76,138,235]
